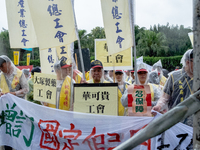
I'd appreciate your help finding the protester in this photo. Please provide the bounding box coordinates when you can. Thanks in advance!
[22,69,30,80]
[124,70,131,82]
[149,69,164,91]
[152,49,193,127]
[115,70,130,116]
[47,59,74,110]
[0,55,29,98]
[152,60,167,86]
[121,63,161,110]
[104,70,113,83]
[162,68,169,78]
[128,69,135,84]
[26,67,41,104]
[88,60,110,83]
[0,55,29,150]
[109,70,114,80]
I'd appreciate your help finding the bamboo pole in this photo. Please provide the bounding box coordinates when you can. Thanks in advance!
[71,0,85,79]
[129,0,138,84]
[193,0,200,149]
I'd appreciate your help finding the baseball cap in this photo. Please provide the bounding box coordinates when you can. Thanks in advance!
[115,70,123,74]
[91,60,103,69]
[137,63,148,73]
[60,59,72,68]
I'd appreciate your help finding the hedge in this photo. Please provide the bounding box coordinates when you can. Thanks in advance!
[142,56,182,71]
[19,59,40,67]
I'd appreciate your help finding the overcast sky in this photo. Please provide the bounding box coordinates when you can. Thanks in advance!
[0,0,193,33]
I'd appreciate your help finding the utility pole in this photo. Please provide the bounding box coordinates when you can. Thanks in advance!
[193,0,200,149]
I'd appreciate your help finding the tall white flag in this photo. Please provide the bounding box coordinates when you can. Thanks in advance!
[101,0,133,55]
[27,0,77,50]
[6,0,38,48]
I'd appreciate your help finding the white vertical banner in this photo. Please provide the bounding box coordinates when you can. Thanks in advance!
[40,48,58,75]
[27,0,78,50]
[56,44,72,65]
[5,0,38,48]
[101,0,133,55]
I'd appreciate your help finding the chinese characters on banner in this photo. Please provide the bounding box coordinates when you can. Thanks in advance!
[33,73,57,105]
[27,0,77,50]
[74,83,118,115]
[5,0,38,48]
[100,0,133,55]
[40,48,57,74]
[0,94,193,150]
[13,51,20,66]
[95,39,132,70]
[26,53,31,66]
[128,85,152,116]
[56,44,72,64]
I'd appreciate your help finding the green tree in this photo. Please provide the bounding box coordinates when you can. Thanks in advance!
[0,28,12,58]
[74,29,88,49]
[150,23,192,56]
[87,27,106,56]
[136,30,168,57]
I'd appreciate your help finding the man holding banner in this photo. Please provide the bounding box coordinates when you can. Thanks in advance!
[0,55,29,98]
[0,55,29,150]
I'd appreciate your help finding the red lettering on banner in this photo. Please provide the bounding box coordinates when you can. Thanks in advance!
[62,139,79,150]
[38,120,60,150]
[130,124,151,150]
[83,127,105,150]
[59,123,82,140]
[107,133,121,142]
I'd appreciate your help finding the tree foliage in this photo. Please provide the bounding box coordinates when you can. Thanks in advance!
[149,23,192,56]
[136,30,168,57]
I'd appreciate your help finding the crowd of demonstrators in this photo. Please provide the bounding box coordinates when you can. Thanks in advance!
[0,49,195,129]
[152,49,194,127]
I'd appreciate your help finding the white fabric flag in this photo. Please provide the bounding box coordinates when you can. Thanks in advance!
[0,94,192,150]
[27,0,77,50]
[101,0,133,55]
[40,48,58,75]
[6,0,38,48]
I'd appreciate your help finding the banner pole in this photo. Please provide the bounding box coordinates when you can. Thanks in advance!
[112,55,116,83]
[129,0,137,84]
[193,0,200,148]
[72,0,85,79]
